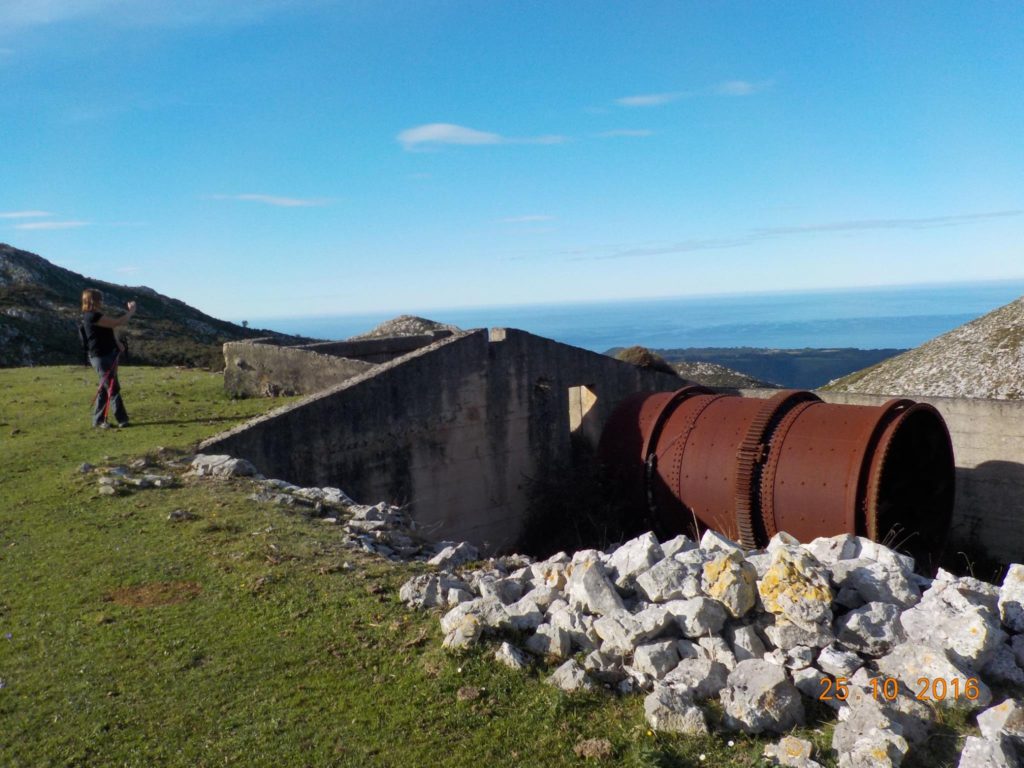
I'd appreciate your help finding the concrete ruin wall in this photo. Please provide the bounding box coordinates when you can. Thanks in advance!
[741,388,1024,568]
[203,328,682,551]
[223,333,450,397]
[223,339,375,397]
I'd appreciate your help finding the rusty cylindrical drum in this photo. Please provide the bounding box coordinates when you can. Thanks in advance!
[598,387,955,569]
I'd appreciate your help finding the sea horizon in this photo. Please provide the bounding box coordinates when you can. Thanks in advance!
[244,278,1024,354]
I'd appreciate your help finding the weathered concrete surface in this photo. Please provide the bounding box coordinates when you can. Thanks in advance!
[205,328,681,551]
[222,333,451,397]
[739,388,1024,568]
[223,339,375,397]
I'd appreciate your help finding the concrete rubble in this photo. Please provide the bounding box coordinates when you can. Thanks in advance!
[174,454,1024,767]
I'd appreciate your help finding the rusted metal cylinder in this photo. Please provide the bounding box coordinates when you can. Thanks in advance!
[598,388,955,568]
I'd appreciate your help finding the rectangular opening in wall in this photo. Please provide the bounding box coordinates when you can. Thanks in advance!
[568,385,600,448]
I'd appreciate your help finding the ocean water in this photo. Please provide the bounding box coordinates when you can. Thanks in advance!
[249,280,1024,353]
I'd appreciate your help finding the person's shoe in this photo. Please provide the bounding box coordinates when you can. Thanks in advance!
[95,422,111,430]
[117,421,130,429]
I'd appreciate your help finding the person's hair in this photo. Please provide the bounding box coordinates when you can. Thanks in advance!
[81,288,103,312]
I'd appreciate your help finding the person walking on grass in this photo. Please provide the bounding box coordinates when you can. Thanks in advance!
[80,288,136,429]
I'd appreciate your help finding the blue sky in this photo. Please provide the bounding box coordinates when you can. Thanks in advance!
[1,1,1022,322]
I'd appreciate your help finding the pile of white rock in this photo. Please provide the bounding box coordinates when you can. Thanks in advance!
[400,529,1024,768]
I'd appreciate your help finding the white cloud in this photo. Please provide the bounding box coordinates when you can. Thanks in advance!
[15,220,89,230]
[0,210,53,219]
[210,194,328,207]
[716,80,770,96]
[615,92,684,107]
[596,129,654,138]
[501,215,555,223]
[397,123,567,150]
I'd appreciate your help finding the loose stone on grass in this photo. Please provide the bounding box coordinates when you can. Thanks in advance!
[763,735,822,768]
[720,659,804,734]
[644,685,709,735]
[547,660,593,692]
[494,641,529,671]
[956,735,1018,768]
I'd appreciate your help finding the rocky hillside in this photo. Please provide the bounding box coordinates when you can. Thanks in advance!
[826,296,1024,399]
[0,244,304,369]
[671,360,780,389]
[349,314,461,339]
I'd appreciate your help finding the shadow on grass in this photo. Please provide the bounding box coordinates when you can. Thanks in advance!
[130,415,255,427]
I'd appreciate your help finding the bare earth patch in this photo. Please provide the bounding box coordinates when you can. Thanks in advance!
[106,581,202,608]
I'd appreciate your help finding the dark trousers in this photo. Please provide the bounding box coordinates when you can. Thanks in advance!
[89,352,128,426]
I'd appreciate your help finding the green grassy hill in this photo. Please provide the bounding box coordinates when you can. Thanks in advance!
[0,366,974,767]
[0,244,309,369]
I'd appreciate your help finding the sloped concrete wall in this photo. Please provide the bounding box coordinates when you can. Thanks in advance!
[203,328,682,552]
[223,340,375,397]
[741,388,1024,568]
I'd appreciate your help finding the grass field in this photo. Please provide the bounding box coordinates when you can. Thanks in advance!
[0,366,973,767]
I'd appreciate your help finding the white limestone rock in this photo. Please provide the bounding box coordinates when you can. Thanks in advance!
[442,613,481,651]
[549,604,598,652]
[607,532,664,589]
[835,601,905,657]
[566,559,625,616]
[525,623,572,659]
[728,623,768,662]
[428,541,480,569]
[633,640,680,680]
[643,684,708,735]
[837,727,909,768]
[189,454,257,478]
[665,597,728,639]
[494,641,529,670]
[547,660,593,692]
[758,547,833,634]
[700,529,745,554]
[791,666,827,701]
[676,638,700,659]
[702,550,759,619]
[901,579,1007,669]
[593,606,672,656]
[999,564,1024,633]
[529,553,570,590]
[746,552,773,579]
[447,587,475,606]
[978,699,1024,741]
[763,735,823,768]
[662,658,729,701]
[697,635,738,670]
[957,736,1018,768]
[765,616,834,651]
[518,586,560,611]
[634,552,705,603]
[818,644,863,678]
[661,534,697,558]
[876,644,992,709]
[935,568,1000,612]
[504,597,544,632]
[477,575,523,605]
[400,573,453,610]
[830,558,920,609]
[583,650,627,685]
[720,659,805,734]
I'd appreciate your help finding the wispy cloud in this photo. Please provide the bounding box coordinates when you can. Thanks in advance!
[0,210,53,219]
[568,209,1024,261]
[397,123,567,150]
[715,80,768,96]
[500,215,555,223]
[210,194,328,207]
[595,129,654,138]
[15,220,89,230]
[615,92,686,108]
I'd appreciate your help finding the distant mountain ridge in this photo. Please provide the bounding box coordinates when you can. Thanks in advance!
[606,346,905,390]
[826,295,1024,399]
[0,244,305,368]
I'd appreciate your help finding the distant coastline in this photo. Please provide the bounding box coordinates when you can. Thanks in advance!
[246,279,1024,353]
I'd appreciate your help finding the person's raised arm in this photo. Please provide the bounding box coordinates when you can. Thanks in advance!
[95,301,137,329]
